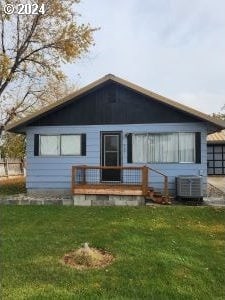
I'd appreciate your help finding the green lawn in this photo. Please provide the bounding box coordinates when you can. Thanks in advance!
[1,206,225,300]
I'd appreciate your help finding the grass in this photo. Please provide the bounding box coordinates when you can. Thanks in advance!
[1,206,225,300]
[0,176,26,195]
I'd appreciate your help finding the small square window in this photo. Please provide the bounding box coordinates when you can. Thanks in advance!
[40,135,60,156]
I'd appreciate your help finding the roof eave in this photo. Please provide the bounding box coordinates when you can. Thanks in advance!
[5,74,225,132]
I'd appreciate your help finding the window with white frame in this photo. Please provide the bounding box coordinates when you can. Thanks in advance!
[39,134,81,156]
[132,133,195,163]
[40,135,60,156]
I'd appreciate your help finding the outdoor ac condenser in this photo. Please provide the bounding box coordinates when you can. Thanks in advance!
[176,175,203,201]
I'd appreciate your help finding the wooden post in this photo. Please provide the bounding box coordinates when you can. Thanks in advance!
[5,158,9,177]
[164,176,168,196]
[71,166,76,194]
[82,166,86,184]
[20,159,23,175]
[142,166,148,196]
[21,159,26,176]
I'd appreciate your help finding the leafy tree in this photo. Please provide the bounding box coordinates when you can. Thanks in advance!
[0,0,97,134]
[212,113,225,121]
[0,78,77,159]
[0,132,25,159]
[212,105,225,121]
[28,76,78,112]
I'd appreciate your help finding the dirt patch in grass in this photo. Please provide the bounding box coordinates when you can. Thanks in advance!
[189,223,225,234]
[61,244,114,270]
[174,266,191,279]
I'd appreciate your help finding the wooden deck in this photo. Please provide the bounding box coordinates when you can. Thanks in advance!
[73,184,143,196]
[71,165,171,204]
[71,165,169,201]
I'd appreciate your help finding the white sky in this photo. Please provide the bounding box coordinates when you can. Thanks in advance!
[62,0,225,114]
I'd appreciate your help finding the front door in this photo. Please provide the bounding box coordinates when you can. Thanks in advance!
[101,132,121,181]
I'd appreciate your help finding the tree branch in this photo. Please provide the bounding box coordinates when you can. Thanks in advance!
[16,14,20,51]
[0,12,5,54]
[19,43,56,63]
[0,14,41,97]
[15,14,41,60]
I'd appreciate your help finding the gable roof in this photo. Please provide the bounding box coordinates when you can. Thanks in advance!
[6,74,225,132]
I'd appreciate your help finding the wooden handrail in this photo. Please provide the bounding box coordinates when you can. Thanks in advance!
[148,166,167,178]
[72,165,145,190]
[71,165,169,197]
[72,165,145,170]
[147,166,169,196]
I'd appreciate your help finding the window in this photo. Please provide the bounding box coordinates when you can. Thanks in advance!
[39,134,81,156]
[207,144,225,175]
[133,133,195,163]
[179,133,195,163]
[40,135,60,156]
[61,135,81,155]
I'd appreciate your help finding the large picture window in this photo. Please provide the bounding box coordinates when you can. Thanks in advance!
[39,134,81,156]
[133,133,195,163]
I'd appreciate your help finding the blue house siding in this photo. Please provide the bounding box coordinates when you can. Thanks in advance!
[25,122,208,195]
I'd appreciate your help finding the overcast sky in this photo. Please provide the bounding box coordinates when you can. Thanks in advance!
[63,0,225,114]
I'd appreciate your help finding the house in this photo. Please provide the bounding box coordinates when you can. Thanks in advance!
[6,74,225,205]
[207,130,225,175]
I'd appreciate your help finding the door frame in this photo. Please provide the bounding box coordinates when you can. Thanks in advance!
[100,131,122,181]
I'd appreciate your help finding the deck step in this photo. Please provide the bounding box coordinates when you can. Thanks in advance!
[145,187,171,205]
[149,187,154,192]
[153,192,162,197]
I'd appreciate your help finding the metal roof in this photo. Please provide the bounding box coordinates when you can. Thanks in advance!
[207,130,225,143]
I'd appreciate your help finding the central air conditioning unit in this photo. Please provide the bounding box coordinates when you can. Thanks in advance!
[176,175,203,201]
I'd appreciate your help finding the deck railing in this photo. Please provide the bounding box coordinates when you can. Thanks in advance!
[147,166,169,196]
[71,165,169,196]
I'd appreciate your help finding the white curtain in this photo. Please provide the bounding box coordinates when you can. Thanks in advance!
[132,134,148,162]
[179,133,195,162]
[148,133,178,162]
[40,135,60,155]
[61,135,81,155]
[132,133,195,163]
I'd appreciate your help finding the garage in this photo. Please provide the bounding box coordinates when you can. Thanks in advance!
[207,130,225,175]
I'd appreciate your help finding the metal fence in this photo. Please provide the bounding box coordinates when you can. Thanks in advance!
[72,165,145,186]
[0,159,25,177]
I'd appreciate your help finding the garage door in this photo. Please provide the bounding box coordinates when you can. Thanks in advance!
[207,144,225,175]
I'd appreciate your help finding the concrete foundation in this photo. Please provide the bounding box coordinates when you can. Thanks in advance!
[73,195,145,206]
[0,193,144,206]
[27,188,71,197]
